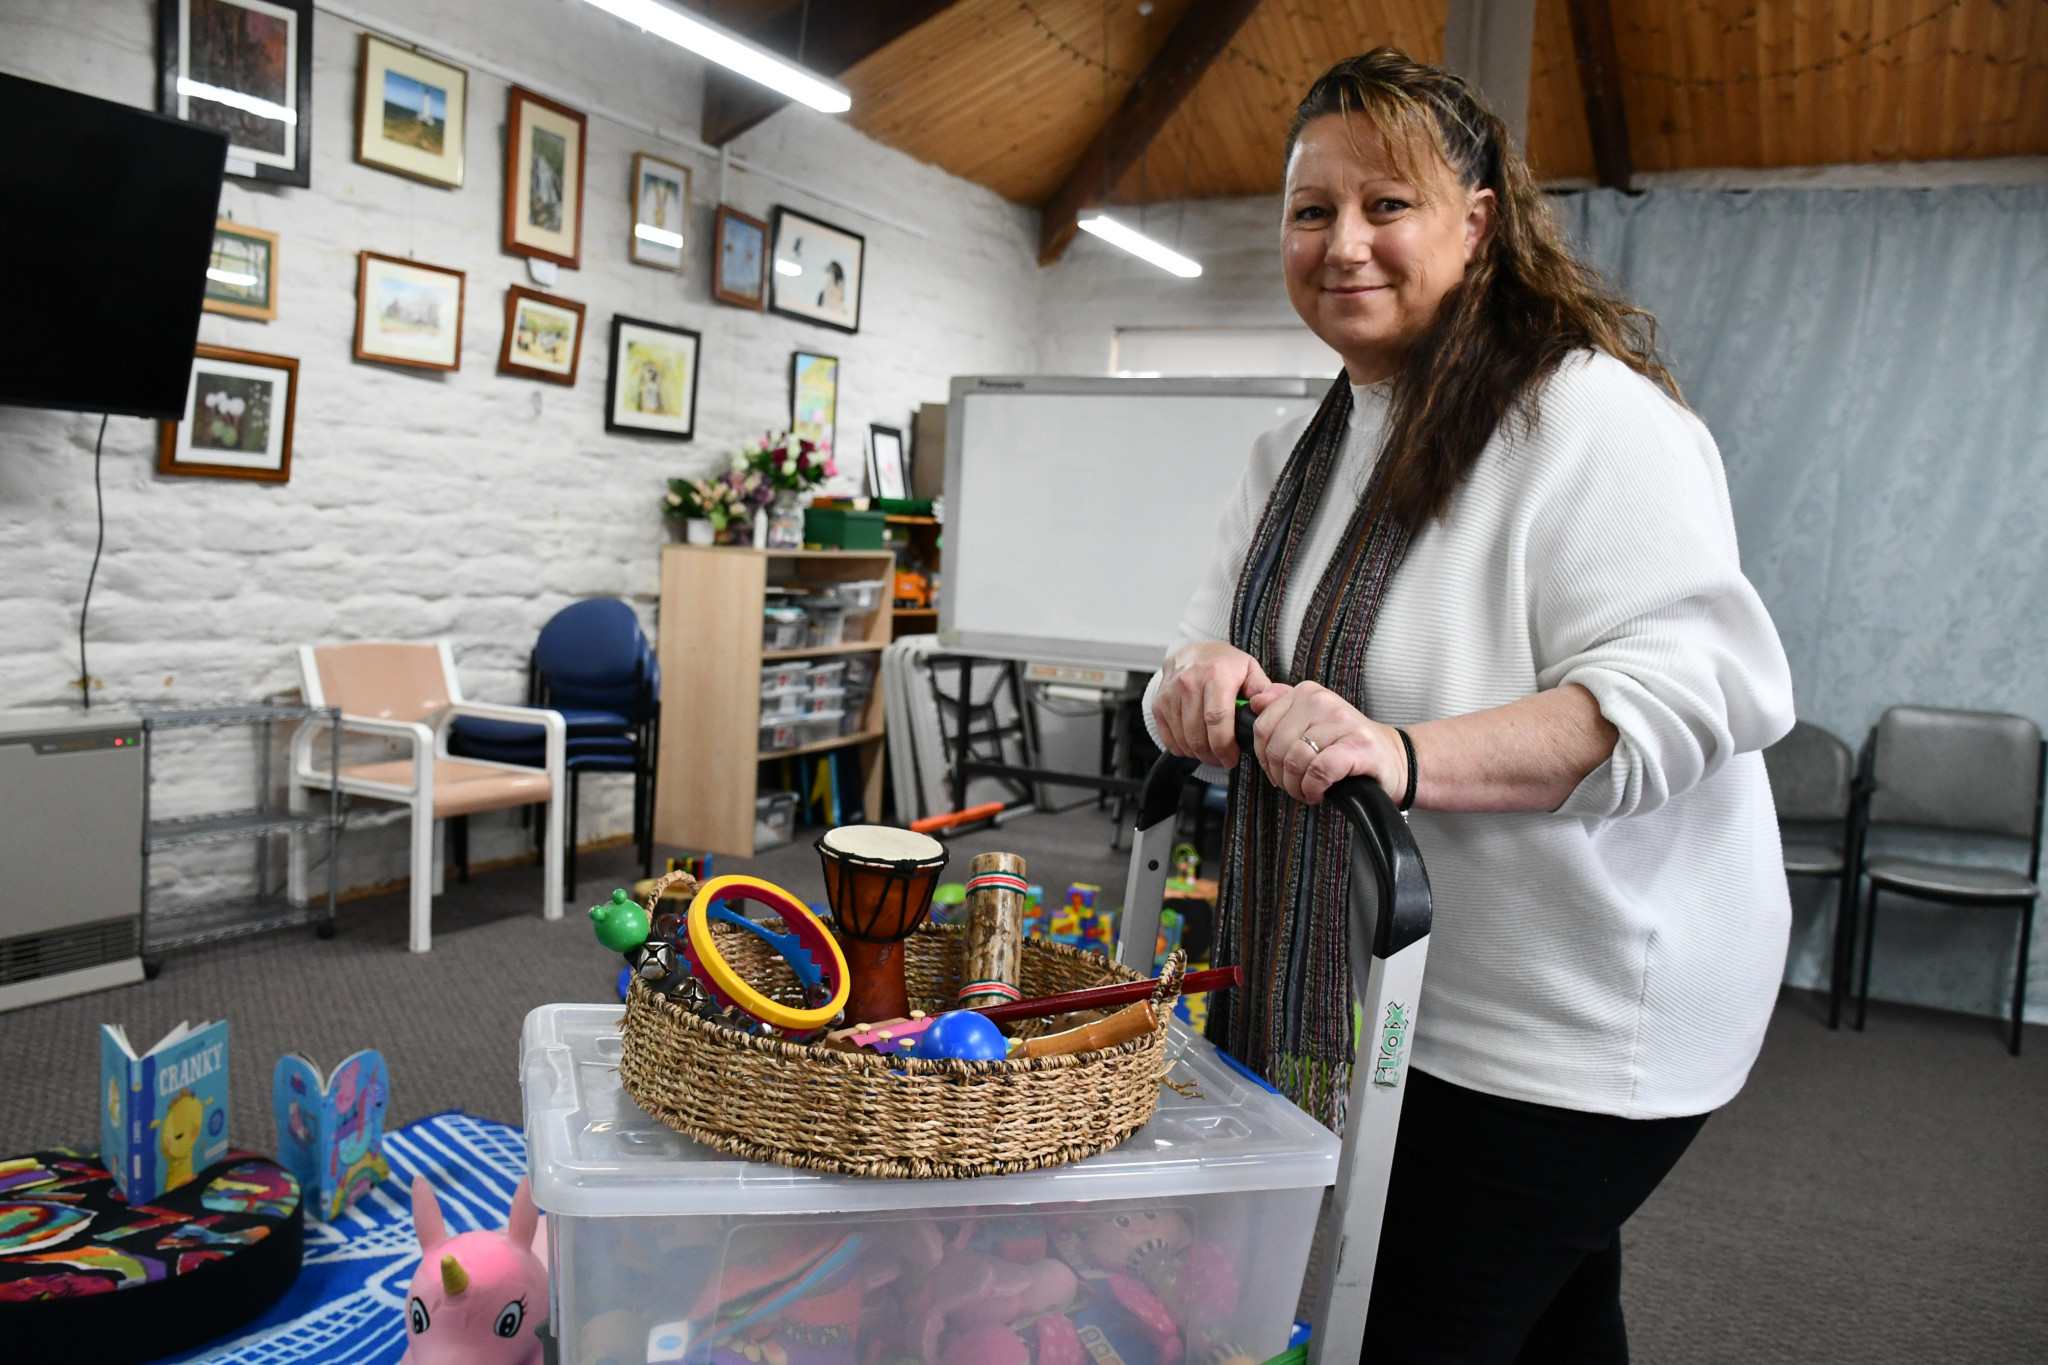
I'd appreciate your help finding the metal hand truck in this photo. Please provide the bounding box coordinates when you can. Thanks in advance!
[1116,707,1433,1362]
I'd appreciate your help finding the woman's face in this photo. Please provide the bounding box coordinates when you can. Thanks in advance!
[1281,114,1495,384]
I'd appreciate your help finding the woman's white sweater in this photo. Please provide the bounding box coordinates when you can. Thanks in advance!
[1143,350,1795,1119]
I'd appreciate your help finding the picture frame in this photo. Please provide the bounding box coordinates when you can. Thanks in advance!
[868,424,907,501]
[354,251,465,372]
[768,206,864,334]
[498,286,586,386]
[203,220,279,321]
[712,205,767,310]
[354,34,467,188]
[503,86,586,268]
[606,316,701,440]
[158,0,313,188]
[629,153,691,272]
[790,351,840,464]
[158,344,298,482]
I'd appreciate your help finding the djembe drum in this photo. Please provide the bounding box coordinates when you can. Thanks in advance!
[816,825,949,1024]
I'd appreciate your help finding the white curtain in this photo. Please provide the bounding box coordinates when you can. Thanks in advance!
[1556,186,2048,1020]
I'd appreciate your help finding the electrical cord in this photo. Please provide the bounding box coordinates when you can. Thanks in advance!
[79,412,107,710]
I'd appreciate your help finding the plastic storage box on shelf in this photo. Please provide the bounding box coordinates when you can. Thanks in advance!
[758,716,801,754]
[803,687,847,716]
[806,600,848,649]
[760,686,809,716]
[761,660,812,692]
[763,606,807,651]
[752,790,799,847]
[804,660,848,693]
[841,652,877,693]
[522,1004,1337,1365]
[798,710,845,745]
[832,579,889,640]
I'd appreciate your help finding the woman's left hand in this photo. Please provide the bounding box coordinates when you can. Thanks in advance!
[1248,681,1410,806]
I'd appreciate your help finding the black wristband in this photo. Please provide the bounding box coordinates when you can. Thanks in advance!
[1395,727,1418,812]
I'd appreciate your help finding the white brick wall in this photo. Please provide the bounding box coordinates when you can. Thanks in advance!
[0,0,1041,897]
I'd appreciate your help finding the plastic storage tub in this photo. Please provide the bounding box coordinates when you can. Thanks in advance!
[760,685,808,716]
[763,606,808,651]
[758,717,801,753]
[761,660,812,692]
[841,652,878,693]
[798,710,844,745]
[803,686,847,715]
[522,1004,1337,1365]
[804,660,848,692]
[805,600,848,648]
[752,791,798,847]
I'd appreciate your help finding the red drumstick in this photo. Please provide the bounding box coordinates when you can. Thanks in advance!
[972,966,1242,1026]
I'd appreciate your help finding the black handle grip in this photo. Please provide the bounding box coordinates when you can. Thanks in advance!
[1131,701,1431,961]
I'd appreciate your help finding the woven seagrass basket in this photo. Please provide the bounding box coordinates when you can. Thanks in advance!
[618,920,1183,1179]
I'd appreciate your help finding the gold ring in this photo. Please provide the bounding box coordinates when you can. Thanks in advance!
[1303,736,1322,755]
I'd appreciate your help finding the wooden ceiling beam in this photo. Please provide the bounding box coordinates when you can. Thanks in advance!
[1565,0,1633,190]
[700,0,962,148]
[1036,0,1267,267]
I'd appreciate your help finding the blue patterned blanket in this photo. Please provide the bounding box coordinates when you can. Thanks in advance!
[157,1111,530,1365]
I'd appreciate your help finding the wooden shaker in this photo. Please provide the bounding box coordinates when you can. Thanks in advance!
[957,851,1027,1008]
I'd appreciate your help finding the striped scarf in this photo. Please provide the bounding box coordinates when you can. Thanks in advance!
[1210,376,1410,1132]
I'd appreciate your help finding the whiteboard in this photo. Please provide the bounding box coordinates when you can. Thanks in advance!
[940,376,1324,671]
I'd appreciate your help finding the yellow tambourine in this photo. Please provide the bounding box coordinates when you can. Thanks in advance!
[682,874,850,1032]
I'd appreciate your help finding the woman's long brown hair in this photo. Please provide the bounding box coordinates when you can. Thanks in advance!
[1287,48,1678,527]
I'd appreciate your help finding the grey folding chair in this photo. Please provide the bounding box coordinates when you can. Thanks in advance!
[1761,721,1858,1027]
[1847,706,2045,1054]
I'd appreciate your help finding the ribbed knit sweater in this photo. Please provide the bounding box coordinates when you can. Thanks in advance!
[1143,350,1795,1119]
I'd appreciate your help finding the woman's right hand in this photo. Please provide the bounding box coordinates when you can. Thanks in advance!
[1153,641,1274,767]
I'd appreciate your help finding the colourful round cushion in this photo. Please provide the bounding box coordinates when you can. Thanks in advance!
[0,1149,303,1365]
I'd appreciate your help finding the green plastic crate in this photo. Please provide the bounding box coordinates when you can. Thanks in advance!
[803,507,886,550]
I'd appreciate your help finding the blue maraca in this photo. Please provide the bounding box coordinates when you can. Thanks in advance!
[912,1010,1010,1061]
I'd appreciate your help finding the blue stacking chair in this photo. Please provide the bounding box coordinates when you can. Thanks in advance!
[447,599,660,897]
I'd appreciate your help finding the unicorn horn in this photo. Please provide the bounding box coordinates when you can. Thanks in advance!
[440,1254,469,1295]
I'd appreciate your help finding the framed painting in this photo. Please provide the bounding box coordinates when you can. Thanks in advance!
[158,0,313,188]
[630,153,691,272]
[868,424,906,501]
[203,220,278,321]
[503,86,586,268]
[790,351,839,464]
[606,316,701,440]
[712,204,766,310]
[498,286,586,386]
[355,34,466,188]
[158,345,297,482]
[768,206,864,334]
[354,252,465,371]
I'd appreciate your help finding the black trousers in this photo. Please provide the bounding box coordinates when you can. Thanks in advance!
[1358,1069,1709,1364]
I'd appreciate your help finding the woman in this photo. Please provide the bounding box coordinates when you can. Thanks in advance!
[1147,51,1793,1361]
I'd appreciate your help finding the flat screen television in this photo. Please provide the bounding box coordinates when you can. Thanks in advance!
[0,74,227,419]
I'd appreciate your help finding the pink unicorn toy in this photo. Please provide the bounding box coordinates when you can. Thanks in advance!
[400,1175,551,1365]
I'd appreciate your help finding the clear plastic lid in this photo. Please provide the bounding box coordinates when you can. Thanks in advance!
[521,1004,1338,1218]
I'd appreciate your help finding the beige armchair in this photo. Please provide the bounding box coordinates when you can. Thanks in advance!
[289,641,565,952]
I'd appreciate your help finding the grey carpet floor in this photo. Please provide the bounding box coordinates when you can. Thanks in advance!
[3,804,2041,1362]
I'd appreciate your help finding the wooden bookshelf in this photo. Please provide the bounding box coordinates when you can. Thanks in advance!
[653,544,893,857]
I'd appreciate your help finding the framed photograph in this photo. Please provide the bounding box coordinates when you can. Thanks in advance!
[868,425,907,501]
[203,220,279,321]
[355,34,467,188]
[790,351,839,464]
[503,86,586,268]
[498,286,586,386]
[158,345,297,482]
[712,204,767,310]
[606,316,701,440]
[158,0,313,188]
[769,207,865,333]
[354,252,465,371]
[629,153,691,272]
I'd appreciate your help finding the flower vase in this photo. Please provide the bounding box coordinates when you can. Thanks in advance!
[685,518,714,546]
[766,492,805,551]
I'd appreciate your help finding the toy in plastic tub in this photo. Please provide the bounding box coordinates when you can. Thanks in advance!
[399,1174,550,1365]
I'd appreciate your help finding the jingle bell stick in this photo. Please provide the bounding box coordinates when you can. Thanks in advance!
[973,966,1244,1026]
[957,851,1026,1008]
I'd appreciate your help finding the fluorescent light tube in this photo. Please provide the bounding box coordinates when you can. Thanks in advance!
[178,77,296,125]
[576,0,852,114]
[1077,215,1202,278]
[634,224,685,249]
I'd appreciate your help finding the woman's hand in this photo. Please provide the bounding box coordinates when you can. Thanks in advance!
[1153,641,1273,767]
[1248,680,1409,806]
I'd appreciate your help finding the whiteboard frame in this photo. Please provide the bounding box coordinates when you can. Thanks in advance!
[939,374,1324,671]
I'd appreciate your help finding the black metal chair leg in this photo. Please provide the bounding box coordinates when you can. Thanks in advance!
[1828,869,1858,1030]
[1855,885,1880,1031]
[2012,897,2036,1056]
[566,769,580,901]
[453,814,469,884]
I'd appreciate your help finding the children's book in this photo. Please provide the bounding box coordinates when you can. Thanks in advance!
[100,1019,229,1204]
[273,1049,391,1221]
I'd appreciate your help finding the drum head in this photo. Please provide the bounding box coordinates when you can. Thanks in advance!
[821,824,945,867]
